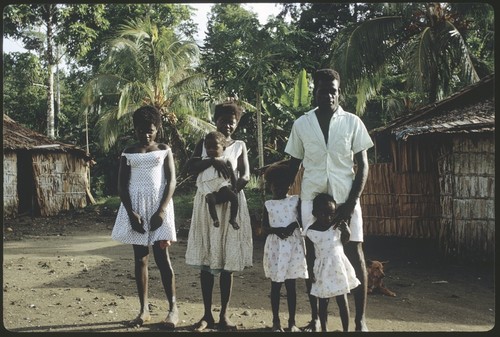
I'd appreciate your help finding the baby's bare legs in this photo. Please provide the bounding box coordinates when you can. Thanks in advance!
[207,187,239,229]
[205,193,220,227]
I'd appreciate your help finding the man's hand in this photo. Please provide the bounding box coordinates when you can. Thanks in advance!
[332,200,356,228]
[338,220,351,245]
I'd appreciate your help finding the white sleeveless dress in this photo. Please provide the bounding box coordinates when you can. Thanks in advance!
[111,149,176,246]
[263,195,308,282]
[185,140,253,272]
[305,226,360,298]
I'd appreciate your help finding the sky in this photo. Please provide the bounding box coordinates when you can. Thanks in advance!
[2,3,283,53]
[192,3,282,43]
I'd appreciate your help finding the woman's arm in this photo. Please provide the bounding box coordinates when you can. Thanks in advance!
[117,153,145,233]
[235,141,250,192]
[150,147,177,231]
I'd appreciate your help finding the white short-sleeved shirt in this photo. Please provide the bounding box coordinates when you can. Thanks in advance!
[285,106,374,203]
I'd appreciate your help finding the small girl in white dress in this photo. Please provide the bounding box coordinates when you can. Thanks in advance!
[262,163,308,332]
[305,193,359,332]
[197,131,239,229]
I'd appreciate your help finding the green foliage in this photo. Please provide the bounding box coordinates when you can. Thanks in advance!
[329,2,490,114]
[3,52,47,132]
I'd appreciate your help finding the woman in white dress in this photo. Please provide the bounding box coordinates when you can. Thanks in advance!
[111,106,178,329]
[305,193,359,332]
[185,102,253,331]
[261,163,308,332]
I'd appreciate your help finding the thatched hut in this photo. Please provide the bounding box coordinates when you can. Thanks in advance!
[3,114,93,217]
[364,74,495,261]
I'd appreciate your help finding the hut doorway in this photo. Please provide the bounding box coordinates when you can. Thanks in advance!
[17,151,38,216]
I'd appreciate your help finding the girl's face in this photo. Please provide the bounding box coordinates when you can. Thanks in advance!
[205,138,225,158]
[216,114,238,137]
[135,123,158,145]
[314,201,336,225]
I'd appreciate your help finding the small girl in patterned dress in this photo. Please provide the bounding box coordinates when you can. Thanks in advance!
[305,193,359,332]
[111,106,178,329]
[262,163,308,332]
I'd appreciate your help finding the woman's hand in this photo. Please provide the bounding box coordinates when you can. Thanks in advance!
[150,210,165,231]
[129,211,145,233]
[212,158,231,179]
[235,177,248,192]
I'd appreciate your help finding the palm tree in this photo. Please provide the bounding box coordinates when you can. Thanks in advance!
[330,2,484,115]
[82,17,211,163]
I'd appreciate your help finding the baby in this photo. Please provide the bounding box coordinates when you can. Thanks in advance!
[197,131,239,229]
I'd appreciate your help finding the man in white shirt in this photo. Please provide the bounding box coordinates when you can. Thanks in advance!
[285,68,373,332]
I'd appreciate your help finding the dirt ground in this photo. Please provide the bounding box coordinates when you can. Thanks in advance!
[2,206,495,334]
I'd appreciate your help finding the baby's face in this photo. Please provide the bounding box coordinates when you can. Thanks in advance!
[205,139,224,158]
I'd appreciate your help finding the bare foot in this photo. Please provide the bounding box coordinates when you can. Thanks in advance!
[163,306,179,329]
[218,316,237,331]
[193,316,215,332]
[229,219,239,230]
[302,319,320,332]
[272,321,284,332]
[128,311,151,328]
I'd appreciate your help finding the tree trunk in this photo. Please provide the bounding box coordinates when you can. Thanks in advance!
[45,4,56,139]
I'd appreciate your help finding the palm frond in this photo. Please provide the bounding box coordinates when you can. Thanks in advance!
[330,16,403,93]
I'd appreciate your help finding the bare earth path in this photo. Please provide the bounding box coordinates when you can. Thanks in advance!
[2,208,495,334]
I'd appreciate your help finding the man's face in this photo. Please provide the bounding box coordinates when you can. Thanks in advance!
[315,79,340,112]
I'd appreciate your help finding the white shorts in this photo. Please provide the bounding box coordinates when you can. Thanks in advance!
[301,198,364,242]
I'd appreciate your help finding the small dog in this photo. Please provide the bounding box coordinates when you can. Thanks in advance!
[367,260,396,297]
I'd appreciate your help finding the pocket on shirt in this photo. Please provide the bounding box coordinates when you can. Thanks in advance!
[332,138,352,157]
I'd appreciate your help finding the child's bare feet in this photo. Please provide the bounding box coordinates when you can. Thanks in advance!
[229,219,239,230]
[289,325,301,332]
[302,319,320,332]
[213,220,220,228]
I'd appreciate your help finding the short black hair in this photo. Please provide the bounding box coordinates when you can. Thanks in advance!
[312,193,336,214]
[312,69,341,89]
[133,105,162,129]
[213,102,243,123]
[204,131,227,146]
[264,163,293,187]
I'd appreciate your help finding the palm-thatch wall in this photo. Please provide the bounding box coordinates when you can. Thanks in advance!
[366,74,495,261]
[3,114,93,217]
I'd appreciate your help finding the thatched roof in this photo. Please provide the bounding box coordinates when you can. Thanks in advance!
[371,74,495,140]
[3,114,88,158]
